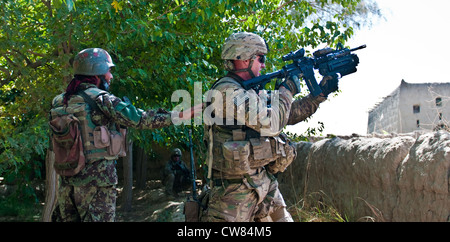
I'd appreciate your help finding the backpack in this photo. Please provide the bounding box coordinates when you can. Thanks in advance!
[48,113,86,176]
[49,89,127,176]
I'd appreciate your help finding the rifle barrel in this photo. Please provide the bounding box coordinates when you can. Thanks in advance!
[350,45,366,52]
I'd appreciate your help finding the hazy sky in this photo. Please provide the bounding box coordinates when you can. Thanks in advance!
[285,0,450,136]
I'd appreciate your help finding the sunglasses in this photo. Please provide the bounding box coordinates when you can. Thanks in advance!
[258,55,266,64]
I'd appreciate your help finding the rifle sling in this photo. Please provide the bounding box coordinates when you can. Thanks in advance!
[77,90,102,113]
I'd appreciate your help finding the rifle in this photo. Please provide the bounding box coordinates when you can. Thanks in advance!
[188,129,197,201]
[184,129,200,222]
[242,44,366,97]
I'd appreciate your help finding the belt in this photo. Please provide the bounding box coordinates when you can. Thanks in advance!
[213,174,259,188]
[213,125,261,139]
[214,178,243,187]
[212,167,268,188]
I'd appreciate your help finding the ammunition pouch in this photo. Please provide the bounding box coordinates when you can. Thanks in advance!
[218,141,252,175]
[248,137,276,168]
[268,140,296,173]
[93,126,127,157]
[211,125,296,176]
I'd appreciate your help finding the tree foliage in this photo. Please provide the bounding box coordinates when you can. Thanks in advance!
[0,0,379,192]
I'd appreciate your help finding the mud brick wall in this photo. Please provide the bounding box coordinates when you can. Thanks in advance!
[278,131,450,222]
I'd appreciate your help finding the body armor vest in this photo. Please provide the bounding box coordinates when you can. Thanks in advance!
[206,75,280,177]
[50,87,123,163]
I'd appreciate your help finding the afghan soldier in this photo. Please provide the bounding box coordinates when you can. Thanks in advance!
[50,48,199,222]
[162,148,191,197]
[201,32,339,222]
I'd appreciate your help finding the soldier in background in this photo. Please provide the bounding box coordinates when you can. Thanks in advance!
[162,148,191,197]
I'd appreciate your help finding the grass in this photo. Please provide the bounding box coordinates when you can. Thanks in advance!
[287,191,386,222]
[288,192,348,222]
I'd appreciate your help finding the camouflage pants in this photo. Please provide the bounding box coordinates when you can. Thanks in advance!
[54,183,117,222]
[201,169,293,222]
[163,173,190,195]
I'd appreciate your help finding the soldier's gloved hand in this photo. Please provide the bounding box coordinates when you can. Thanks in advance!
[122,96,131,104]
[313,47,334,58]
[280,74,301,95]
[319,74,339,97]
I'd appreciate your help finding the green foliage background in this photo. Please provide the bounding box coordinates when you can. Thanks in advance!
[0,0,379,199]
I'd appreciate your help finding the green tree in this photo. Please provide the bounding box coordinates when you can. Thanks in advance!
[0,0,379,197]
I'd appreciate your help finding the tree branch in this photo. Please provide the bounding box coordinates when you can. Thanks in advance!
[40,0,53,18]
[271,0,297,15]
[12,49,43,69]
[156,0,190,20]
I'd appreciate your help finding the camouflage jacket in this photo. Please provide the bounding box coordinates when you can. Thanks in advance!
[205,75,293,137]
[205,74,326,135]
[287,94,327,125]
[204,73,327,177]
[55,83,175,187]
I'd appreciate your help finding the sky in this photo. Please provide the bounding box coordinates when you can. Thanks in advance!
[285,0,450,136]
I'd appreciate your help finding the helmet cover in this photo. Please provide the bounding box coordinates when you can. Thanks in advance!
[221,32,268,61]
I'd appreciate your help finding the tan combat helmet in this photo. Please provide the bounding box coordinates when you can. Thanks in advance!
[221,32,268,60]
[221,32,268,78]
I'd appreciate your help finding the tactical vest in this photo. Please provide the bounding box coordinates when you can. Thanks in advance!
[205,75,296,178]
[50,87,125,163]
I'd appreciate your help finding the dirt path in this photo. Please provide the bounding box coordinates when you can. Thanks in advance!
[115,180,189,222]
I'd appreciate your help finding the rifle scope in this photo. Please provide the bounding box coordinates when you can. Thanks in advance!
[282,48,305,61]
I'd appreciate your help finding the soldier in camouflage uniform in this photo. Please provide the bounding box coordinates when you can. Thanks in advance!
[201,32,339,222]
[162,148,191,197]
[51,48,197,222]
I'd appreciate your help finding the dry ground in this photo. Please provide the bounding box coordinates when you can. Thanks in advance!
[115,180,189,222]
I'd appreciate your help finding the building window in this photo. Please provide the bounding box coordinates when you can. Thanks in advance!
[413,105,420,113]
[436,97,442,107]
[417,120,420,128]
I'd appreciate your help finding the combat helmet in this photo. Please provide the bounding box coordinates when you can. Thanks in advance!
[73,48,115,76]
[221,32,268,77]
[221,32,268,60]
[172,148,182,157]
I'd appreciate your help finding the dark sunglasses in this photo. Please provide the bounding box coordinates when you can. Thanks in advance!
[258,55,266,64]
